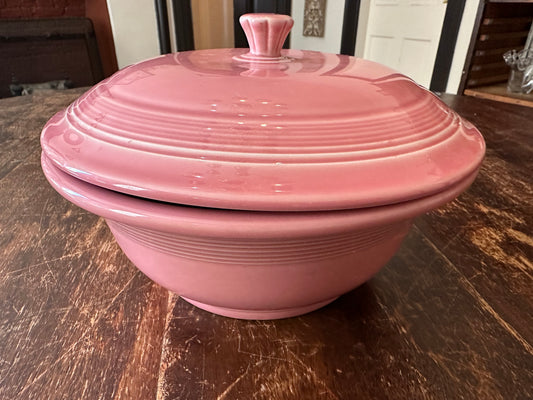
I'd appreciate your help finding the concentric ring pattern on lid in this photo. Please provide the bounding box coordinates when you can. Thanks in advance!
[41,14,485,211]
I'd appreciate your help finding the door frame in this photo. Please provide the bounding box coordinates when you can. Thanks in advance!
[430,0,467,92]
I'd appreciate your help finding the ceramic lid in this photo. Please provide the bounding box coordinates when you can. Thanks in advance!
[41,14,485,211]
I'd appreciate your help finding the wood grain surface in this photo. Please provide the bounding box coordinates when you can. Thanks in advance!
[0,89,531,399]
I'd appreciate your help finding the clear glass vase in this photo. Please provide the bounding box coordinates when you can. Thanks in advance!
[507,68,524,93]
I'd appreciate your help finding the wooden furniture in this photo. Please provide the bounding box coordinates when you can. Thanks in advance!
[461,0,533,107]
[0,18,104,99]
[0,88,531,399]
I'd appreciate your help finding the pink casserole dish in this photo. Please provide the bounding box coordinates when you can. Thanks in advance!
[41,14,485,319]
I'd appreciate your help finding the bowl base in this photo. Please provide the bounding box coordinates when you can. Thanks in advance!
[181,296,339,320]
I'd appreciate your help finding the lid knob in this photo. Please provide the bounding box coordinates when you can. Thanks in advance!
[239,13,294,61]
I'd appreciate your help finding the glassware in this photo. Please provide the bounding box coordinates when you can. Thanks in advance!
[503,49,533,93]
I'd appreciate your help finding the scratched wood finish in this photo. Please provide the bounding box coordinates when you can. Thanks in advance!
[419,95,533,344]
[0,90,169,399]
[0,89,531,399]
[158,229,532,399]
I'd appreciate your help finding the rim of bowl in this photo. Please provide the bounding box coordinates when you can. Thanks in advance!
[42,152,478,239]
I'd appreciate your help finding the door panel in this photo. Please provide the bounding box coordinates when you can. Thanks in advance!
[367,35,395,65]
[399,38,431,84]
[363,0,447,87]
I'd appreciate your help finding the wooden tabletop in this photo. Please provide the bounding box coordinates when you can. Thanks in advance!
[0,88,531,399]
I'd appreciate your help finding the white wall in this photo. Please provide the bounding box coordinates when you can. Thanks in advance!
[446,0,480,94]
[290,0,345,54]
[106,0,161,69]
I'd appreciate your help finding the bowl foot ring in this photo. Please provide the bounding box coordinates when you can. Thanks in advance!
[181,296,339,320]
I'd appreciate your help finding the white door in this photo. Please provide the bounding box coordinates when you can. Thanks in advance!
[362,0,447,88]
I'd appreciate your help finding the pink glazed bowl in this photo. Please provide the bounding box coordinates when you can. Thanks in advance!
[40,14,485,319]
